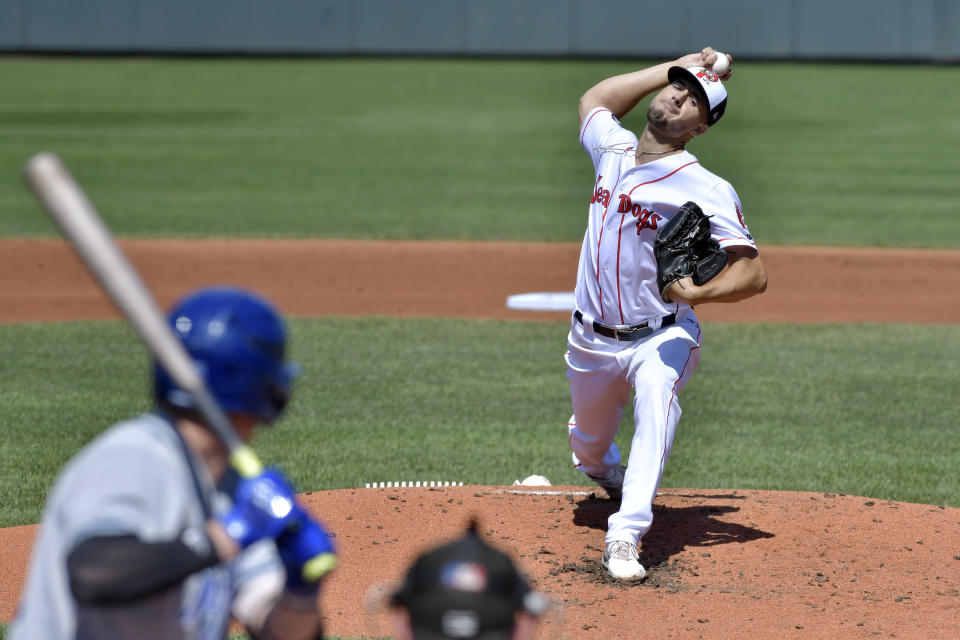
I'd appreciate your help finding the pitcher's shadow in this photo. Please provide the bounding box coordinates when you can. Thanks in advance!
[572,492,774,566]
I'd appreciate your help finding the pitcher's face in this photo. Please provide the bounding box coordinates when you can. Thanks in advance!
[647,79,709,139]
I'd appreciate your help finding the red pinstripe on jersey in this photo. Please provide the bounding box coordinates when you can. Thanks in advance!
[584,107,617,323]
[612,160,700,322]
[661,325,702,466]
[594,146,633,323]
[616,214,627,324]
[580,108,611,146]
[595,176,618,323]
[625,160,700,198]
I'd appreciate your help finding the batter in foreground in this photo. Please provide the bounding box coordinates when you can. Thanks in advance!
[11,287,334,639]
[565,47,768,580]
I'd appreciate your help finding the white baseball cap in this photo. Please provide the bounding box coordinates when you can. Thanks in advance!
[667,66,728,126]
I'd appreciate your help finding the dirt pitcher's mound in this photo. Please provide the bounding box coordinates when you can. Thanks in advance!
[305,486,960,639]
[3,487,958,638]
[307,487,960,639]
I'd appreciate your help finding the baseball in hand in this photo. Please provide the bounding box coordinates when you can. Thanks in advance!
[712,52,730,74]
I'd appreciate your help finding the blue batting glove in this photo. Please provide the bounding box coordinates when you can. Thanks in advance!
[220,469,297,549]
[276,509,337,592]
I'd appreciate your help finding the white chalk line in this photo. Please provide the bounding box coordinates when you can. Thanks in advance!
[359,482,594,497]
[363,481,463,488]
[494,489,595,496]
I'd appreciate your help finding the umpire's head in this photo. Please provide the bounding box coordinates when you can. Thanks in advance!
[389,520,549,640]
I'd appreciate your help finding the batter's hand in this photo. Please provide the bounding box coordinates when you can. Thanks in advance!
[277,510,337,593]
[219,469,297,549]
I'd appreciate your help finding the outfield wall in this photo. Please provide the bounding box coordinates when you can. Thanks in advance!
[1,0,958,61]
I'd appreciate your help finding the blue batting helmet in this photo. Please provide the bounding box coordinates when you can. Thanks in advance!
[154,287,299,424]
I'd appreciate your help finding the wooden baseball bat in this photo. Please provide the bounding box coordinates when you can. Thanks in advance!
[22,151,264,478]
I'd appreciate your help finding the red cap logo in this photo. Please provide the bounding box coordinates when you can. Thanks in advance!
[696,68,719,83]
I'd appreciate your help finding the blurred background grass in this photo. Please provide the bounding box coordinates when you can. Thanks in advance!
[2,58,959,245]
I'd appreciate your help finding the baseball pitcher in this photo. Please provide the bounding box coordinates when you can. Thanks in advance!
[565,48,768,580]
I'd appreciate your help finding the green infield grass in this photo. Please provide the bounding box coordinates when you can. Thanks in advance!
[1,57,958,247]
[1,317,957,529]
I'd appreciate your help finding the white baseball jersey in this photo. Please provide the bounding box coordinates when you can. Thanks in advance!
[575,107,756,327]
[10,412,283,640]
[566,106,759,547]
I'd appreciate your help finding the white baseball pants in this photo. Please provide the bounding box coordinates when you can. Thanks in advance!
[565,312,702,546]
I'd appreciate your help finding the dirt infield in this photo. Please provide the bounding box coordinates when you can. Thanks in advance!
[2,239,960,639]
[3,238,960,325]
[304,487,960,639]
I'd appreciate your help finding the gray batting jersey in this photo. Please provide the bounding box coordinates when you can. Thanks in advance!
[9,411,283,640]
